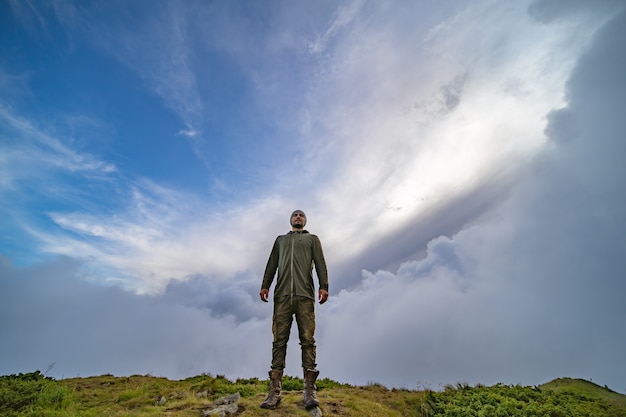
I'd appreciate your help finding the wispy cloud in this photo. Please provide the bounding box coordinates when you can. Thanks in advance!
[37,180,291,293]
[308,0,364,55]
[0,104,116,185]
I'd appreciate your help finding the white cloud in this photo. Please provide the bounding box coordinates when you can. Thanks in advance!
[39,181,293,293]
[178,127,197,137]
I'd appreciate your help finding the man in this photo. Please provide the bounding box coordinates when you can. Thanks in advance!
[259,210,329,410]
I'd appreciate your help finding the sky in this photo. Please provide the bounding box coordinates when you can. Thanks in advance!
[1,0,625,392]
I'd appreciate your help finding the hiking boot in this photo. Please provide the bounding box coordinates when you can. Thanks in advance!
[303,368,320,409]
[260,369,283,409]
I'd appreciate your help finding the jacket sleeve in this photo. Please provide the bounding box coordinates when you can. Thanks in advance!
[312,235,329,292]
[261,237,280,290]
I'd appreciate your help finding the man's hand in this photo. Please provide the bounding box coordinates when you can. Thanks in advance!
[318,289,329,304]
[260,288,270,302]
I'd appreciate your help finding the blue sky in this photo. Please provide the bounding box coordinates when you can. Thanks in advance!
[1,0,625,392]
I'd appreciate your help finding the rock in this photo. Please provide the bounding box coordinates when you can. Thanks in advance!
[214,392,240,405]
[201,392,241,416]
[155,396,166,406]
[309,406,323,417]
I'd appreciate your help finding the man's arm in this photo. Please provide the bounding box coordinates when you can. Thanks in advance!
[260,238,280,302]
[312,235,329,304]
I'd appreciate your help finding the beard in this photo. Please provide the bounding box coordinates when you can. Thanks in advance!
[291,222,305,229]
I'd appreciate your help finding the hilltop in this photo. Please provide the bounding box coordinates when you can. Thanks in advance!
[1,371,625,416]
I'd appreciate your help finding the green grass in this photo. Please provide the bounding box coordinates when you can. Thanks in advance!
[1,371,624,417]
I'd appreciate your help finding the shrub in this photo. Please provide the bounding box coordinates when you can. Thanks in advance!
[281,375,304,391]
[0,371,72,416]
[420,383,624,417]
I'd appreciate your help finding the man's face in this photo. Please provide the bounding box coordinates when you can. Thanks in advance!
[291,211,306,229]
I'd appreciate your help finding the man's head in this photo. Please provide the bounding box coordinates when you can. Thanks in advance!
[290,210,307,229]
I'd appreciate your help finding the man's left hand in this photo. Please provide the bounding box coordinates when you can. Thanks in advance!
[318,289,329,304]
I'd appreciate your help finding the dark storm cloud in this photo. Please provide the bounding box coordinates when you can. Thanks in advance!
[162,272,268,323]
[0,256,271,380]
[545,108,578,145]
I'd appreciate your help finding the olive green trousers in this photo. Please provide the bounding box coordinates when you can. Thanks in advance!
[271,296,317,370]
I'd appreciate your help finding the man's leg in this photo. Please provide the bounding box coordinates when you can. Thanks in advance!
[271,299,294,371]
[295,298,320,409]
[261,300,293,409]
[295,297,317,370]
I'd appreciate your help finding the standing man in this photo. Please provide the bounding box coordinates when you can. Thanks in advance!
[259,210,329,410]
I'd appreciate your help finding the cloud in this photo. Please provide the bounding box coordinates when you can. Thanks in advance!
[0,255,273,380]
[0,105,116,180]
[178,127,197,138]
[162,273,266,323]
[308,0,364,55]
[39,182,286,293]
[318,5,626,390]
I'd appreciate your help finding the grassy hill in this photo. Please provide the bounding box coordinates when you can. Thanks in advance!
[1,371,625,416]
[539,377,626,409]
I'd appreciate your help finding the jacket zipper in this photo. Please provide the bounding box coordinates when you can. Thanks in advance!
[290,233,295,305]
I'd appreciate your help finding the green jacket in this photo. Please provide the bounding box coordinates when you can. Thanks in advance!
[262,230,329,301]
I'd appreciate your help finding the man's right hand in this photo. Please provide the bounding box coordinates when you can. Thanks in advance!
[260,288,270,302]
